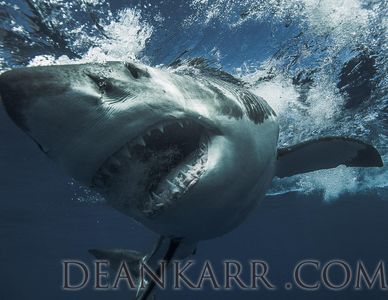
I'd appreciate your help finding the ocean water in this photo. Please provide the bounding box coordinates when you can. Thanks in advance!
[0,0,387,299]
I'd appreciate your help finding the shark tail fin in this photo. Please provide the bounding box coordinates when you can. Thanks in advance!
[88,238,197,300]
[276,137,383,178]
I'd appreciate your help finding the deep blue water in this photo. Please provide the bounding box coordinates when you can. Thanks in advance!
[1,106,387,300]
[0,0,387,299]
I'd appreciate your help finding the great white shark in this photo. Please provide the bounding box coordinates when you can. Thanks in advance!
[0,60,383,299]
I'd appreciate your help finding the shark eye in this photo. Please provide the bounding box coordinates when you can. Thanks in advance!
[87,73,113,94]
[125,62,150,79]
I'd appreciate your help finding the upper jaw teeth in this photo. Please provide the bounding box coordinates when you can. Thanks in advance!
[92,120,188,185]
[131,119,191,148]
[91,118,209,217]
[136,137,146,147]
[122,146,132,159]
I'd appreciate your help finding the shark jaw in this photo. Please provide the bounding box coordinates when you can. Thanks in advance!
[91,118,210,217]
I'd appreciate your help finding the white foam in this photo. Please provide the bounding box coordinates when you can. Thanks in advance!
[247,72,300,116]
[242,62,382,201]
[305,75,343,122]
[20,0,385,203]
[82,8,153,63]
[298,166,359,202]
[28,7,153,66]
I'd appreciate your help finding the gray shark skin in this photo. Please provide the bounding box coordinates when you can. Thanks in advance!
[0,60,383,299]
[0,61,280,240]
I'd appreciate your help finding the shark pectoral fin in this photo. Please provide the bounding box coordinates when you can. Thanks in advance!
[88,248,144,279]
[275,137,383,178]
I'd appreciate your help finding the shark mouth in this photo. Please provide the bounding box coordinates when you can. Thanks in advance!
[92,119,209,217]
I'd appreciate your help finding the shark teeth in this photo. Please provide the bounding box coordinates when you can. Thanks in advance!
[136,137,146,147]
[100,166,111,177]
[166,179,177,189]
[110,157,121,168]
[92,118,209,217]
[141,138,208,217]
[92,119,193,186]
[152,192,162,201]
[122,146,132,159]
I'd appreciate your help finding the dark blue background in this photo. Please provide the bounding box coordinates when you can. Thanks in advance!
[0,0,387,299]
[1,106,387,299]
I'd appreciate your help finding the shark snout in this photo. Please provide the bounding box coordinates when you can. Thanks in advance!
[0,66,70,132]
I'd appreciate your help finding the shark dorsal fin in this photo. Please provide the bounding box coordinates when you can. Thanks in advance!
[169,56,245,86]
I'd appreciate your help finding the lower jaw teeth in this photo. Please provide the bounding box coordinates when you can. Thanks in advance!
[91,118,210,217]
[141,148,208,216]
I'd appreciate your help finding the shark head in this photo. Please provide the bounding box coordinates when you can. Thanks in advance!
[0,61,279,240]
